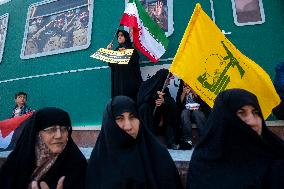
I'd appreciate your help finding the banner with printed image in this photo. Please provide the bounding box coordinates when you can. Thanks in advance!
[0,13,8,63]
[21,0,94,59]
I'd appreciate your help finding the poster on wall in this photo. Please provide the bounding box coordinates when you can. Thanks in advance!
[20,0,94,59]
[126,0,174,36]
[231,0,265,26]
[0,13,8,63]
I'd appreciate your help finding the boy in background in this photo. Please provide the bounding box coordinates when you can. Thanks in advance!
[4,92,33,150]
[11,92,32,118]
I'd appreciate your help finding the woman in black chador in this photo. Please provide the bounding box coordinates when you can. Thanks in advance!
[186,89,284,189]
[0,107,87,189]
[85,96,183,189]
[137,69,179,148]
[107,29,142,101]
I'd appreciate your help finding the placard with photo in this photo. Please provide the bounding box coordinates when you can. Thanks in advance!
[21,0,94,59]
[126,0,173,36]
[231,0,265,26]
[0,13,8,63]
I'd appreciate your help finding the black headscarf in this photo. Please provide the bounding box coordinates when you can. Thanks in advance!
[0,107,87,189]
[186,89,284,189]
[110,30,142,101]
[137,68,170,106]
[85,96,183,189]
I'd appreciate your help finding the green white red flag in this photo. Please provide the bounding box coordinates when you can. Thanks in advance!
[120,0,168,62]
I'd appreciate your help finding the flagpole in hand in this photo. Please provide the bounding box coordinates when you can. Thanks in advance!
[153,72,171,116]
[107,25,121,50]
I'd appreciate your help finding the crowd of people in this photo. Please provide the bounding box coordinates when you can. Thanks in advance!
[0,89,283,188]
[0,30,283,188]
[24,7,89,56]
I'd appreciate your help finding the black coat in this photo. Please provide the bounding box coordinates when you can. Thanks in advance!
[85,96,183,189]
[0,107,87,189]
[186,89,284,189]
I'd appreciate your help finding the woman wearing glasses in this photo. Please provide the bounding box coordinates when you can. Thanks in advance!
[0,107,87,189]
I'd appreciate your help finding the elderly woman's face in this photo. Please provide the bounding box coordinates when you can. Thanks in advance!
[236,105,262,135]
[39,125,69,154]
[115,112,140,138]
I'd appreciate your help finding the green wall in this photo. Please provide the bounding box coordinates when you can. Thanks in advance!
[0,0,283,125]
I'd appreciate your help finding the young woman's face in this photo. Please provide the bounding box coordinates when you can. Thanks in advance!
[39,125,69,154]
[236,105,262,135]
[115,112,140,138]
[117,32,126,44]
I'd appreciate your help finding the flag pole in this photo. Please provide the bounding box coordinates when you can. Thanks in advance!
[108,25,121,47]
[153,72,171,116]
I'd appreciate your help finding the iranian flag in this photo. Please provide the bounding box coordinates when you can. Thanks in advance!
[120,0,168,62]
[0,112,33,149]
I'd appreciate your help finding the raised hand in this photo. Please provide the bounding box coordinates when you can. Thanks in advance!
[107,43,113,50]
[155,91,165,107]
[153,1,163,17]
[31,176,65,189]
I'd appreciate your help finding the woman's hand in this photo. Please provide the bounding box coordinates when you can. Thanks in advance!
[153,1,163,17]
[155,91,165,107]
[32,176,65,189]
[182,86,190,95]
[107,43,113,50]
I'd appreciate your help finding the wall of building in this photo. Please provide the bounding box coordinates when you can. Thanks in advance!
[0,0,283,125]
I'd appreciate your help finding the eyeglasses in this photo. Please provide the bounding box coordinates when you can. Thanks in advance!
[42,126,70,135]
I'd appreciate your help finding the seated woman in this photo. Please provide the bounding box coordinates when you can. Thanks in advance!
[0,107,87,189]
[137,69,179,149]
[186,89,284,189]
[85,96,183,189]
[176,80,211,149]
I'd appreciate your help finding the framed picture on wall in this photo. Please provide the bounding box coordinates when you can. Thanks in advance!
[20,0,94,59]
[231,0,265,26]
[0,13,8,63]
[126,0,174,37]
[0,0,11,6]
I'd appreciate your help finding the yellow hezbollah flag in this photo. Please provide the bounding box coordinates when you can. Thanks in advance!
[169,3,280,119]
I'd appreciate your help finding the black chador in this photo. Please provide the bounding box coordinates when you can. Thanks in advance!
[0,107,87,189]
[85,96,183,189]
[137,69,178,146]
[186,89,284,189]
[110,30,142,101]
